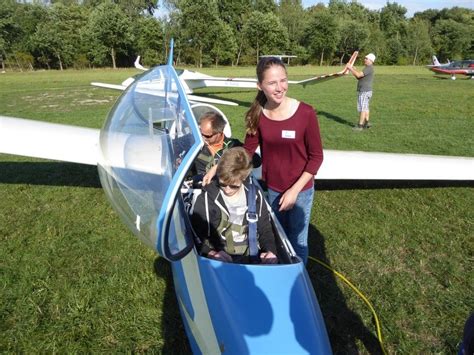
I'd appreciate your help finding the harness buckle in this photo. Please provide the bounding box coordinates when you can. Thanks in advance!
[246,212,258,223]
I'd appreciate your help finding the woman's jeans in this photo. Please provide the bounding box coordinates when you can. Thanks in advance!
[267,187,314,264]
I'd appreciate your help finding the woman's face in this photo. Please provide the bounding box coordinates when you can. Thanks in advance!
[257,64,288,106]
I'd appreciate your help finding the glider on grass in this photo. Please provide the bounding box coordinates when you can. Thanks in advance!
[0,40,332,354]
[91,51,360,106]
[427,56,474,80]
[1,40,473,354]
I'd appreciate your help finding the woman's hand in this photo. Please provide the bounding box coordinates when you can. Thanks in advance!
[202,165,217,186]
[278,187,299,211]
[278,172,313,211]
[207,249,233,263]
[260,251,278,264]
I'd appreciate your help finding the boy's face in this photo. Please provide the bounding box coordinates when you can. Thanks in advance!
[218,179,242,197]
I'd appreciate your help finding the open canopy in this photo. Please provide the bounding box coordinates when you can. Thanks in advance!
[98,62,203,261]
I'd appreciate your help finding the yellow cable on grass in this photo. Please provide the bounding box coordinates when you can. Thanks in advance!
[308,256,387,355]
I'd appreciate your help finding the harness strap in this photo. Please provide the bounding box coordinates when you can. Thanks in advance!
[247,178,259,263]
[204,192,210,237]
[217,216,248,255]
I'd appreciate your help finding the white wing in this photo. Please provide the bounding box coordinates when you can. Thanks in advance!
[0,116,100,165]
[91,82,127,90]
[2,116,472,181]
[318,150,474,180]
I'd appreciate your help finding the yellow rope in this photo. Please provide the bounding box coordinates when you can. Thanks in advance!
[308,256,387,355]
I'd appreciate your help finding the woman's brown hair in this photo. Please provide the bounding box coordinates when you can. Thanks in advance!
[245,57,287,135]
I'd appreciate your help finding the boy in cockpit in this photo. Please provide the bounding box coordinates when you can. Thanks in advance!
[191,147,277,264]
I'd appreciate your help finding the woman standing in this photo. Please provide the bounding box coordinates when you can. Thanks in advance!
[243,57,323,264]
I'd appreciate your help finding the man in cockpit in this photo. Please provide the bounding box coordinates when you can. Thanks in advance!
[190,112,260,180]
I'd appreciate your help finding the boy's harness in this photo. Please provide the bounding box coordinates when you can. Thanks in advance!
[205,179,259,262]
[246,178,259,263]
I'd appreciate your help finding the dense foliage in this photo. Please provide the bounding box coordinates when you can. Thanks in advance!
[0,0,472,70]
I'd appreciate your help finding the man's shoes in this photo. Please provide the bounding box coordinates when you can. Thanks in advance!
[352,124,364,131]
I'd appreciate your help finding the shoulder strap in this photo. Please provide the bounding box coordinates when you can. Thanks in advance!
[246,177,259,263]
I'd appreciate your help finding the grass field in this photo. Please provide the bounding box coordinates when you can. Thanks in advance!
[0,65,473,354]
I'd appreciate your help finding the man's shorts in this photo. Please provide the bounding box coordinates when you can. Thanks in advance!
[357,91,372,112]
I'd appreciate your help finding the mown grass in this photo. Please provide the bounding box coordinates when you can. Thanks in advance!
[0,65,473,354]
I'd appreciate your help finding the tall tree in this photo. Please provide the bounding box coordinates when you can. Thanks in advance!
[218,0,252,65]
[405,18,433,65]
[0,3,18,70]
[84,1,134,68]
[31,3,87,70]
[242,11,289,63]
[380,2,408,38]
[302,8,339,65]
[82,0,157,16]
[432,19,471,60]
[252,0,277,14]
[380,2,408,64]
[209,20,237,66]
[177,0,222,67]
[135,16,165,66]
[337,20,369,64]
[278,0,306,46]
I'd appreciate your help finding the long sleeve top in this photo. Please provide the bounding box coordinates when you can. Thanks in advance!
[244,102,323,193]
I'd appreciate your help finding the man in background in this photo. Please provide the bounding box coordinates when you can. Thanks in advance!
[346,53,376,131]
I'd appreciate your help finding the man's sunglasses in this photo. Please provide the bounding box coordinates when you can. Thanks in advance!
[218,181,242,190]
[201,132,217,139]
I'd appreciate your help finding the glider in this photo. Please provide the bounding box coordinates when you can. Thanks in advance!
[1,40,473,354]
[0,40,333,354]
[91,51,360,106]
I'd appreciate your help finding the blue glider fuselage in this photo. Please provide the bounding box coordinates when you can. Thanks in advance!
[96,40,332,354]
[172,252,331,354]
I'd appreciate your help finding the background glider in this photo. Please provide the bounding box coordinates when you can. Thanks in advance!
[91,51,359,106]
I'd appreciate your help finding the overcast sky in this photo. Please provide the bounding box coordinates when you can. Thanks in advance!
[302,0,474,17]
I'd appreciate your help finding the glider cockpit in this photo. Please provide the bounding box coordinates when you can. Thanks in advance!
[97,60,297,265]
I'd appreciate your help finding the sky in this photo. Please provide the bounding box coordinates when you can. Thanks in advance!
[302,0,474,17]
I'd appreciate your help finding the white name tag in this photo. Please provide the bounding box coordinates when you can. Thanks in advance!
[282,130,296,139]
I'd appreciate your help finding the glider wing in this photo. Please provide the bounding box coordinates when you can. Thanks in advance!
[0,115,100,165]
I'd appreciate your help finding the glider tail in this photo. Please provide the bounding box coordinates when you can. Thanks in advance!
[432,55,441,66]
[134,56,148,71]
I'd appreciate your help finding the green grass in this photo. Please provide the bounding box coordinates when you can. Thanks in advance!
[0,66,473,353]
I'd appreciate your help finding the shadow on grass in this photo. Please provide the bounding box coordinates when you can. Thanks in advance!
[315,179,474,191]
[318,110,354,127]
[0,162,101,188]
[153,257,191,354]
[307,225,383,354]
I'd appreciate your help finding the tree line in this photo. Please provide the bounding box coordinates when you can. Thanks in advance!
[0,0,472,71]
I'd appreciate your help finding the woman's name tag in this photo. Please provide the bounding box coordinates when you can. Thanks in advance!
[281,130,295,139]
